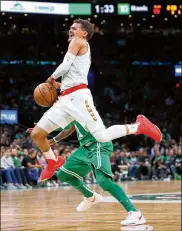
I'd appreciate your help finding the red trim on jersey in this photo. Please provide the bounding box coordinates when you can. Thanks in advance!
[60,84,87,96]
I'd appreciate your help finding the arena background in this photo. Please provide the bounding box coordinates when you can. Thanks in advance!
[0,0,181,231]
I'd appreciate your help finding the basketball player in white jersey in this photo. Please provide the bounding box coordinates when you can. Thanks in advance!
[31,18,161,179]
[31,19,161,224]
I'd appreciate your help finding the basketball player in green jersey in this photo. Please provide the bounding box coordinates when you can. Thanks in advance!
[48,121,146,226]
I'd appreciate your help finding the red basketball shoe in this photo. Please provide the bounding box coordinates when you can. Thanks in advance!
[40,155,65,181]
[135,115,162,142]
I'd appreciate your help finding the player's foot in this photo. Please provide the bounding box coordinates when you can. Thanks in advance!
[121,211,146,226]
[135,115,162,142]
[77,192,102,212]
[40,155,65,181]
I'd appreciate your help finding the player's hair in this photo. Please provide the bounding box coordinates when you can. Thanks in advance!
[73,19,94,40]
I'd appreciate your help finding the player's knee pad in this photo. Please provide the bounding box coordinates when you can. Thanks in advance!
[92,130,110,143]
[98,178,112,191]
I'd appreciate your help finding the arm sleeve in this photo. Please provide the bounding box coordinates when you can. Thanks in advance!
[52,52,76,79]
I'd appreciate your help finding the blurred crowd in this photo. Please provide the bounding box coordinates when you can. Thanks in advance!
[0,124,71,189]
[111,139,182,182]
[0,15,182,189]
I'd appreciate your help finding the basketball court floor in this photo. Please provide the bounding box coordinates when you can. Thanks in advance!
[1,181,181,231]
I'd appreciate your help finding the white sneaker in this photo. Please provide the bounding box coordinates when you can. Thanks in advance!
[77,192,102,212]
[46,181,52,187]
[121,211,146,226]
[19,184,27,189]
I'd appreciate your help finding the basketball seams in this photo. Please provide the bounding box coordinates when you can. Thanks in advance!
[46,84,53,105]
[37,85,51,107]
[46,84,57,105]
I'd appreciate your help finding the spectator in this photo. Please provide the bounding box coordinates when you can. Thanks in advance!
[4,148,28,188]
[110,151,121,181]
[135,148,151,180]
[116,151,130,179]
[22,148,43,185]
[171,146,182,180]
[11,148,32,188]
[36,151,47,168]
[128,152,139,180]
[0,148,21,189]
[152,150,167,180]
[7,148,28,188]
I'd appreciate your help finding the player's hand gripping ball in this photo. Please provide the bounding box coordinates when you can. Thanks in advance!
[33,83,58,107]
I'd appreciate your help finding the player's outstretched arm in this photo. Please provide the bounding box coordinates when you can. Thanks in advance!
[51,37,84,80]
[49,124,76,146]
[26,123,76,146]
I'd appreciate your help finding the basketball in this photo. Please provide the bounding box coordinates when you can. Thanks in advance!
[33,83,58,107]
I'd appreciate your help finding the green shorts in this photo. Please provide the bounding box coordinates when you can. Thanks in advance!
[60,142,114,180]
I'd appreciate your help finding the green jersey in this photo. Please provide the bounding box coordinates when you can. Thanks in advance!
[67,121,112,147]
[73,121,97,146]
[154,155,165,165]
[11,156,22,167]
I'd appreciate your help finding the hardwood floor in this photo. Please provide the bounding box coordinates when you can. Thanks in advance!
[1,181,181,231]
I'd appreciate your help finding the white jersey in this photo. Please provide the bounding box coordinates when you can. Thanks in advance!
[61,42,91,90]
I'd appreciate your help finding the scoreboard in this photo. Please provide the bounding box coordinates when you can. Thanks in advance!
[153,4,182,15]
[0,1,182,16]
[93,4,182,16]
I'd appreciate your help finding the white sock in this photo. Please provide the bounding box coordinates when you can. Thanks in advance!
[127,123,140,134]
[43,148,56,160]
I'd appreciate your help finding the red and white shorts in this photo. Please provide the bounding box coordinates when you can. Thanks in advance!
[37,85,105,134]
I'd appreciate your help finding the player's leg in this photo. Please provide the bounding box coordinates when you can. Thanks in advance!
[58,167,93,197]
[57,147,102,209]
[84,142,146,225]
[31,99,74,180]
[95,170,146,225]
[88,143,137,212]
[95,169,136,211]
[31,125,54,157]
[31,98,73,152]
[57,147,93,197]
[91,115,162,143]
[31,118,66,181]
[67,89,162,143]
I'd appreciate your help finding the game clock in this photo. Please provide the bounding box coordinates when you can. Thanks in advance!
[93,4,115,14]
